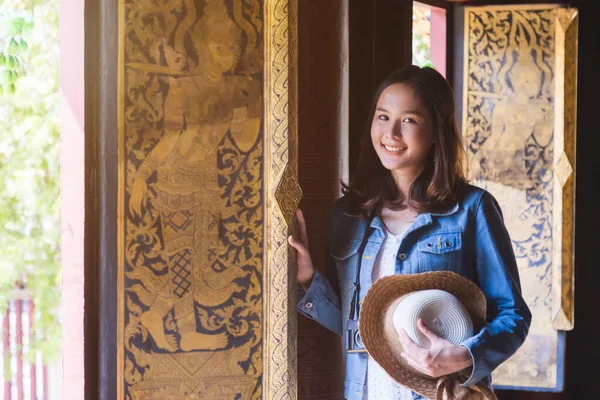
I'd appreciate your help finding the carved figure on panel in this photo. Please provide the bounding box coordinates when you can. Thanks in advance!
[127,0,262,353]
[472,31,553,191]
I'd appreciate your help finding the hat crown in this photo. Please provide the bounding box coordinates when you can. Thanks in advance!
[392,289,473,347]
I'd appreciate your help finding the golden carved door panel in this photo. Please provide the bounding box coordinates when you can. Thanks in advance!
[462,4,577,392]
[117,0,299,398]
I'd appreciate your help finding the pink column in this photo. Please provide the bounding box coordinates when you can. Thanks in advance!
[42,365,48,400]
[430,7,447,78]
[15,300,23,400]
[29,301,37,400]
[3,306,11,400]
[59,0,85,398]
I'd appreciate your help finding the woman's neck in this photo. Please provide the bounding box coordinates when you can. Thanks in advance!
[379,207,419,236]
[391,168,421,198]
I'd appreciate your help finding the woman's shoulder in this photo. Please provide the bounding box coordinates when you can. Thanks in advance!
[327,195,368,238]
[331,195,352,214]
[456,183,506,222]
[329,195,357,225]
[457,183,498,209]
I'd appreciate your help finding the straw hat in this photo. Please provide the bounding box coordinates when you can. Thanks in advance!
[359,271,497,400]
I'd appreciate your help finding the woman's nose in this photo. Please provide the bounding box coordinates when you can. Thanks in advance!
[384,120,402,139]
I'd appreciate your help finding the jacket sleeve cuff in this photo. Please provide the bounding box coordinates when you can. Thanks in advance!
[298,269,327,317]
[459,335,489,387]
[297,269,342,335]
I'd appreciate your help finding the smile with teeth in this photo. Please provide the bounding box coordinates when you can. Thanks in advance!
[382,144,407,153]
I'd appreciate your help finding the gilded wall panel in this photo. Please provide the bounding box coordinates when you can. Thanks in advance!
[462,5,577,391]
[117,0,298,398]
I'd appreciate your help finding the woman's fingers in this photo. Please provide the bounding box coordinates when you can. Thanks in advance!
[401,352,436,377]
[288,235,307,255]
[289,209,315,287]
[296,209,309,247]
[417,319,440,343]
[399,329,422,353]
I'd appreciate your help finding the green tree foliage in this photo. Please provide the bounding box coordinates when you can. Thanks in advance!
[412,4,436,70]
[0,0,60,362]
[0,8,32,94]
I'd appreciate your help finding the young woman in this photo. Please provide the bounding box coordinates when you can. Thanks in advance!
[289,65,531,400]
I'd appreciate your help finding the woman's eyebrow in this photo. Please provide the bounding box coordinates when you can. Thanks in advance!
[376,106,424,116]
[402,109,424,116]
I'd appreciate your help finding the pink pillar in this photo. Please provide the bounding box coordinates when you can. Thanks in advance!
[60,0,85,398]
[29,301,37,400]
[42,365,48,400]
[3,306,11,400]
[430,7,447,78]
[15,300,23,400]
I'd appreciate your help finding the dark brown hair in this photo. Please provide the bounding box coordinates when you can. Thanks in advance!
[343,65,466,214]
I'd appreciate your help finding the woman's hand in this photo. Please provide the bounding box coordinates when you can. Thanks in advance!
[288,209,315,292]
[399,319,473,378]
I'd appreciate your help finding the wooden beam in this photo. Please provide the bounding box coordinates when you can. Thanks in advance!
[348,0,412,175]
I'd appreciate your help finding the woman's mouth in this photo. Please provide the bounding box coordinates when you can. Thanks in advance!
[382,144,407,153]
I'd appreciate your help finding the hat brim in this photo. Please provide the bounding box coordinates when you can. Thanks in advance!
[359,271,487,399]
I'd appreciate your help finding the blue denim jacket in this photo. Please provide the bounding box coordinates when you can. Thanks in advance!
[298,184,532,400]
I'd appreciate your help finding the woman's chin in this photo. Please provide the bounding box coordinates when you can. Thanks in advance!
[378,156,407,171]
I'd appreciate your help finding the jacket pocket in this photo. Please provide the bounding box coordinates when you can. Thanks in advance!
[330,238,362,292]
[417,231,463,273]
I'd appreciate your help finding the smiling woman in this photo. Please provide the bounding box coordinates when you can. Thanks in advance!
[290,65,531,400]
[370,83,434,180]
[344,66,466,215]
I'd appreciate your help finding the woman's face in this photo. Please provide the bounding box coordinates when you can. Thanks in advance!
[370,83,434,176]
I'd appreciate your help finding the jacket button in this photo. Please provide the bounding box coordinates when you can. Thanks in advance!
[398,253,407,260]
[445,242,452,247]
[427,243,433,248]
[305,302,313,309]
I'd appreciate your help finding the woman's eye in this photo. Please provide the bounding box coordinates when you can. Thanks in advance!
[377,115,389,121]
[402,117,416,124]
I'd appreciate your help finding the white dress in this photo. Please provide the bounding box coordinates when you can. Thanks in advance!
[364,224,415,400]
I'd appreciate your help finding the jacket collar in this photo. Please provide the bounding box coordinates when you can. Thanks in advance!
[429,201,460,216]
[364,201,460,242]
[367,201,460,230]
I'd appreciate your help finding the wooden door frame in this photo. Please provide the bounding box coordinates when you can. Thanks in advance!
[72,0,301,398]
